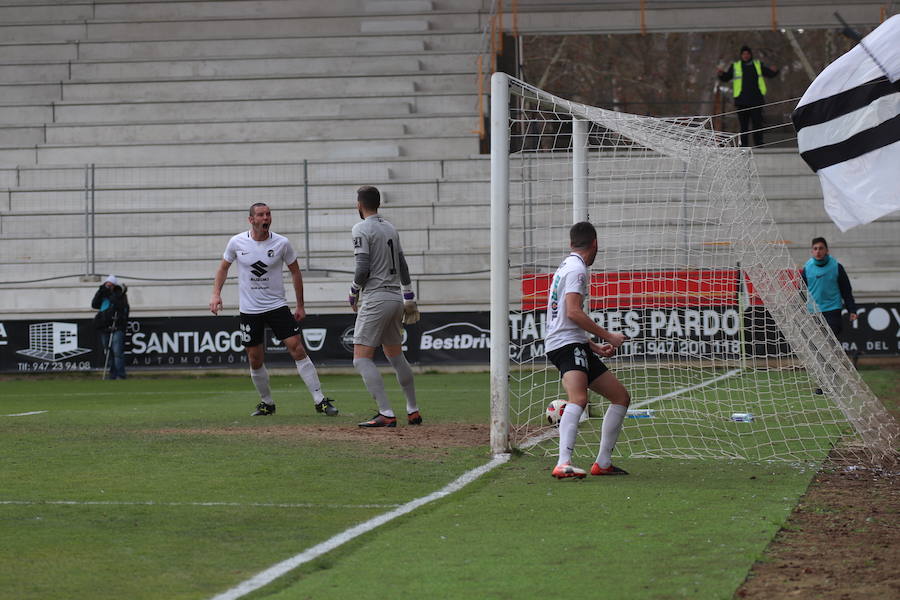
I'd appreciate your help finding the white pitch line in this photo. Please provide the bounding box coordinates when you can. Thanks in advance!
[209,453,512,600]
[3,410,47,417]
[630,368,742,409]
[519,427,559,449]
[0,500,399,509]
[519,369,745,449]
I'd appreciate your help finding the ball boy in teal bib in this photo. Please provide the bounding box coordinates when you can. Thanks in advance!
[801,237,857,336]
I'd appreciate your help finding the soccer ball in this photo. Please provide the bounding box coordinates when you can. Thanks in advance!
[546,399,568,425]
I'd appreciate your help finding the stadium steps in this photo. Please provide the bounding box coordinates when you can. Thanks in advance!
[0,203,493,246]
[0,11,481,44]
[0,92,478,124]
[0,0,483,23]
[0,269,491,317]
[0,66,481,162]
[0,177,496,218]
[0,136,480,164]
[0,140,405,164]
[759,174,831,199]
[0,72,474,103]
[0,32,484,62]
[753,150,900,294]
[2,2,897,317]
[0,1,484,166]
[4,150,896,277]
[0,160,419,189]
[0,156,497,305]
[0,53,479,83]
[0,0,880,41]
[0,114,476,146]
[0,231,493,269]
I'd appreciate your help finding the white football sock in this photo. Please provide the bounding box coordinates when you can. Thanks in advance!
[250,367,272,405]
[596,404,628,468]
[387,353,417,413]
[295,357,325,404]
[353,357,394,417]
[556,403,583,466]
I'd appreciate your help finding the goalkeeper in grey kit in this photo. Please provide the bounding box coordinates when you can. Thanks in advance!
[350,185,422,428]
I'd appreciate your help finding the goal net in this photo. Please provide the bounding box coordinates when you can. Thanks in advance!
[489,73,898,465]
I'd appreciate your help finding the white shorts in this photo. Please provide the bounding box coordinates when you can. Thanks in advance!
[353,298,403,347]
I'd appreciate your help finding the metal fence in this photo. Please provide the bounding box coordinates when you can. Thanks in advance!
[1,161,405,285]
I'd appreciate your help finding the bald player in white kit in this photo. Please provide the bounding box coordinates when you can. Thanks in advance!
[210,203,338,417]
[349,185,422,428]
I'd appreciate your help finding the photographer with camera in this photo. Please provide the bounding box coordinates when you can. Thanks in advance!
[92,275,130,380]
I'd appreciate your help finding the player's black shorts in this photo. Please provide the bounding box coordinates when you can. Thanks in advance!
[546,342,608,383]
[239,306,301,347]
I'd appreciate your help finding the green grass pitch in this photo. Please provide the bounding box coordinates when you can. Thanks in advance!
[1,369,894,599]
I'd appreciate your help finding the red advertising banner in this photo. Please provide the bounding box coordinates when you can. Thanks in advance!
[522,269,801,311]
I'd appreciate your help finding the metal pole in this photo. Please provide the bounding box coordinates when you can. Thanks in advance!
[525,156,533,267]
[84,164,90,276]
[101,310,117,380]
[737,261,748,372]
[490,72,511,455]
[681,163,689,255]
[303,159,310,272]
[572,119,588,223]
[90,163,96,275]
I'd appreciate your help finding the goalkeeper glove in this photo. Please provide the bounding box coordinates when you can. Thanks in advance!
[349,283,360,312]
[402,286,420,324]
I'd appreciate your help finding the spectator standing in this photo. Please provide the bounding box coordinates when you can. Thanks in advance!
[92,275,129,380]
[718,45,779,147]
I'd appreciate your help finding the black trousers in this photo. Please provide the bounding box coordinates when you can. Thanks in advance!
[821,309,844,337]
[736,105,764,147]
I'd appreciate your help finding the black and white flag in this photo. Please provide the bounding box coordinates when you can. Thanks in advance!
[791,15,900,232]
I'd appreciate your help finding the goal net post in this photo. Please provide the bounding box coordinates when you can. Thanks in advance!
[489,72,898,464]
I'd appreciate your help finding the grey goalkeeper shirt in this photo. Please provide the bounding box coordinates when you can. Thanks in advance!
[352,214,410,301]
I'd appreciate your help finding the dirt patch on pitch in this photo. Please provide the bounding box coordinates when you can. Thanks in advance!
[736,460,899,599]
[150,423,489,449]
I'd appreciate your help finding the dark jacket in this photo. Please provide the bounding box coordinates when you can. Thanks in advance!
[92,284,130,330]
[718,59,779,107]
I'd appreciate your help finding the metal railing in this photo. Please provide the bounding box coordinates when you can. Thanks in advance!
[0,160,499,287]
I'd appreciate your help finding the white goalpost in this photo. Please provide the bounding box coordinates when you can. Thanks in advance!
[489,72,899,464]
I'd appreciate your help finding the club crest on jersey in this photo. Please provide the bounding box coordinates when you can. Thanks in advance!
[267,249,274,257]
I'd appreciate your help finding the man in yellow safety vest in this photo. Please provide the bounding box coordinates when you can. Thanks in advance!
[717,45,779,147]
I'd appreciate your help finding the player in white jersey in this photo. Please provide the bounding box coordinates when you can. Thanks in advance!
[209,203,337,417]
[349,185,421,428]
[544,221,630,479]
